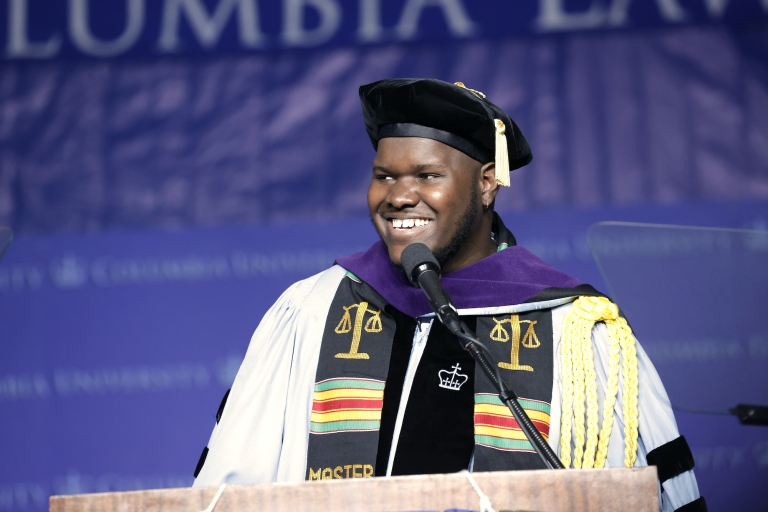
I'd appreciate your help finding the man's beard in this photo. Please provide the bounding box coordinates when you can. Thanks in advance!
[432,184,480,268]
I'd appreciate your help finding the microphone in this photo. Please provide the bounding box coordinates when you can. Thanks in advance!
[401,243,463,335]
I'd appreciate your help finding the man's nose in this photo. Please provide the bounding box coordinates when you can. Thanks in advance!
[387,178,419,209]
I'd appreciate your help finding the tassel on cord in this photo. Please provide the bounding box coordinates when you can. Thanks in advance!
[453,84,511,187]
[494,119,510,187]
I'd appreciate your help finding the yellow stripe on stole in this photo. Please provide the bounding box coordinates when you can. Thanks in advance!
[474,425,550,442]
[474,404,550,424]
[313,388,384,401]
[311,409,382,423]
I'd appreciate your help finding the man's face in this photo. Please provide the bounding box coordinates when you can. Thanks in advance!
[368,137,491,271]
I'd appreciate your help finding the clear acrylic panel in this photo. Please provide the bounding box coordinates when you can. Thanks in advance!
[0,227,11,262]
[588,222,768,415]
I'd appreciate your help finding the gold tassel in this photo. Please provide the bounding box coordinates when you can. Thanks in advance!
[494,119,510,187]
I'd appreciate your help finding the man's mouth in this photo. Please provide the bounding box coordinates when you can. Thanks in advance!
[389,218,432,230]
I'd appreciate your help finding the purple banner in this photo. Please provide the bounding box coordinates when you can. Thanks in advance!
[0,0,766,60]
[2,25,768,234]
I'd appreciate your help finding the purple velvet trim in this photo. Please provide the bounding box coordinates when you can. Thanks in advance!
[336,240,582,318]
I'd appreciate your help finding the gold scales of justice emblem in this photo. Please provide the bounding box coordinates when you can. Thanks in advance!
[330,302,541,370]
[333,302,382,359]
[490,314,541,372]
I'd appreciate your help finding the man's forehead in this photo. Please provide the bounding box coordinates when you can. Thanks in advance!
[374,137,480,170]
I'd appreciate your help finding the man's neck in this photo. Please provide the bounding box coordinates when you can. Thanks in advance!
[440,212,497,274]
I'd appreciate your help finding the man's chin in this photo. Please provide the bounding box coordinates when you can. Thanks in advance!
[384,243,406,269]
[384,239,444,274]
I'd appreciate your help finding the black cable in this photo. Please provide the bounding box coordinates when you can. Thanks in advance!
[453,323,565,470]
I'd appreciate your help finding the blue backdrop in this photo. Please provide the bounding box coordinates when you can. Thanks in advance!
[1,1,768,511]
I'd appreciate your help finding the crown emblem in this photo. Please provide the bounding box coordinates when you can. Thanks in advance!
[438,364,468,391]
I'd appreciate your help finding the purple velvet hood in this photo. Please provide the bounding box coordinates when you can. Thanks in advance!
[336,240,583,318]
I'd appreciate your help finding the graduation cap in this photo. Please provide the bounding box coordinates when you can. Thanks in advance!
[359,78,532,187]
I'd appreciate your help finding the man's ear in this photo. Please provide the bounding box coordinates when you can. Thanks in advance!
[480,162,500,208]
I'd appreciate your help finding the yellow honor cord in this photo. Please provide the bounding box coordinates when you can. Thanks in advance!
[559,296,639,469]
[494,119,510,187]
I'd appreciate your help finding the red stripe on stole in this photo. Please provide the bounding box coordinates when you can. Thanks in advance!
[312,398,383,412]
[474,413,550,436]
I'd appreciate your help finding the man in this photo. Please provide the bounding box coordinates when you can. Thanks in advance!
[193,79,705,512]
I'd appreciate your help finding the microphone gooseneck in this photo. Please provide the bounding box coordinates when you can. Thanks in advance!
[401,243,565,470]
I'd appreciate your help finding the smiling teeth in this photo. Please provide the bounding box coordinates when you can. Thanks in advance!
[392,219,430,229]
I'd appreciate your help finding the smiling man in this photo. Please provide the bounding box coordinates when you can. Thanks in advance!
[192,79,705,512]
[370,136,495,273]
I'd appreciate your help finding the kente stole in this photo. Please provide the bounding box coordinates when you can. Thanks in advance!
[305,272,555,479]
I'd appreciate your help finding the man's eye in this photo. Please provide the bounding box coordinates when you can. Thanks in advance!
[418,174,439,180]
[374,174,393,181]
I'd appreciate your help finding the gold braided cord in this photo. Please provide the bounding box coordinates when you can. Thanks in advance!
[594,327,620,468]
[570,312,586,468]
[581,314,600,469]
[558,314,575,469]
[616,317,639,467]
[558,296,639,469]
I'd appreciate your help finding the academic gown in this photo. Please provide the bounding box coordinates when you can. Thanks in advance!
[192,223,702,512]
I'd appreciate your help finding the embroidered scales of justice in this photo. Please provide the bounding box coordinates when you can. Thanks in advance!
[490,314,541,372]
[438,364,468,391]
[334,302,383,359]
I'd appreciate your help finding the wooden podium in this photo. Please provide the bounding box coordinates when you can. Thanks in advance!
[50,467,659,512]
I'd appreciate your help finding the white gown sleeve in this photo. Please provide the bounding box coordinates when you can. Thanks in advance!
[592,321,702,511]
[193,265,345,487]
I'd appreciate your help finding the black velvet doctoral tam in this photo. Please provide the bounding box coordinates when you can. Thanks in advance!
[359,78,532,171]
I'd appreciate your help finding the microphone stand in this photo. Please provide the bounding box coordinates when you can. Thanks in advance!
[448,318,565,470]
[402,244,564,470]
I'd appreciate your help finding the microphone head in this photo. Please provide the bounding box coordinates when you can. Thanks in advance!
[401,243,440,286]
